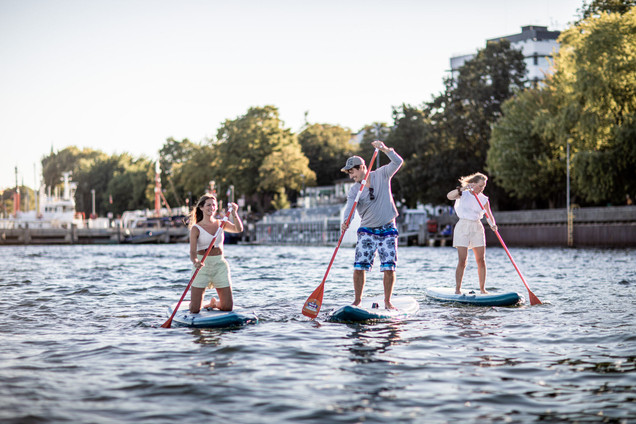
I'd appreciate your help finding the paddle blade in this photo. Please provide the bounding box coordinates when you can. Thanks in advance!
[160,318,173,328]
[528,290,542,306]
[302,283,325,319]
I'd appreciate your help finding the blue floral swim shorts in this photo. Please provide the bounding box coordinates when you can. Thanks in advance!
[354,222,399,271]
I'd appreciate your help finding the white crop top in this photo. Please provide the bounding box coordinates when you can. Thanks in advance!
[193,223,225,251]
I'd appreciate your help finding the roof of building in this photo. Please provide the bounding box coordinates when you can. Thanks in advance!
[488,25,560,44]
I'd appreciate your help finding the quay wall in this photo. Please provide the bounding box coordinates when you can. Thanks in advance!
[0,226,188,245]
[486,206,636,248]
[1,206,634,248]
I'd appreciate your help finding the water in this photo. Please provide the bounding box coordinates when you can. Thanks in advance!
[0,244,634,424]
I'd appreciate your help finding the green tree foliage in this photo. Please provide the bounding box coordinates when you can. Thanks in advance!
[159,137,205,207]
[298,123,358,186]
[390,40,527,207]
[107,156,153,214]
[170,141,220,206]
[551,8,636,204]
[385,106,437,207]
[577,0,636,21]
[215,106,315,212]
[41,147,157,216]
[41,146,102,191]
[0,186,35,217]
[357,122,391,169]
[487,87,565,207]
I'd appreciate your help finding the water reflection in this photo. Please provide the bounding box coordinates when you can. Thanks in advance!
[345,323,404,363]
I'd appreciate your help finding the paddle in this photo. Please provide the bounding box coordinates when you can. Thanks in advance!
[470,190,542,305]
[302,149,379,319]
[161,205,234,328]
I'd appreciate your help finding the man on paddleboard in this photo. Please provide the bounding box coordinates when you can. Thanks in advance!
[341,140,403,309]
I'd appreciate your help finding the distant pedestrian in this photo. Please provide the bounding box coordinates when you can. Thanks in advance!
[341,140,403,309]
[627,194,633,206]
[188,194,243,313]
[447,172,497,294]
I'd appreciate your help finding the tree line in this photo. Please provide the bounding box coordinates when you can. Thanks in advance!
[12,2,634,218]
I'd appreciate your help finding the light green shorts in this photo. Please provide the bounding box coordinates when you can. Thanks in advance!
[191,254,232,289]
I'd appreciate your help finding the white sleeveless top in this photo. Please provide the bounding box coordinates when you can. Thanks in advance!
[193,223,225,251]
[454,191,489,221]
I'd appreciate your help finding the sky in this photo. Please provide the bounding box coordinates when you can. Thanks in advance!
[0,0,584,190]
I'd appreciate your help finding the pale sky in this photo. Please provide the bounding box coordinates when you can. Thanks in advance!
[0,0,583,190]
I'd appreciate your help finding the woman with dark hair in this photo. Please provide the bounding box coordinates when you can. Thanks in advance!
[188,194,243,313]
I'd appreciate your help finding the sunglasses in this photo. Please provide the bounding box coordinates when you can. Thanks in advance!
[369,187,375,200]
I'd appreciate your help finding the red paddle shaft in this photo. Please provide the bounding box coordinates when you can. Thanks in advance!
[161,206,234,328]
[470,191,542,305]
[302,149,380,318]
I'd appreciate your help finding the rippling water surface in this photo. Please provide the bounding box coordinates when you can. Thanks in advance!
[0,244,634,423]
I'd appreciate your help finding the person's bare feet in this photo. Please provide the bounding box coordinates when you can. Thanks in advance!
[203,298,218,309]
[385,301,396,310]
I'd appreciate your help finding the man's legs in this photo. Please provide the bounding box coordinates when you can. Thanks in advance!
[383,270,396,309]
[353,269,366,306]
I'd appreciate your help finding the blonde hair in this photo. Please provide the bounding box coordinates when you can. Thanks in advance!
[188,194,217,229]
[458,172,488,189]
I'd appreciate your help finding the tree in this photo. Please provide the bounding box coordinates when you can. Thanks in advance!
[487,87,566,208]
[577,0,636,22]
[550,8,636,204]
[389,40,528,208]
[159,137,199,207]
[73,153,126,216]
[170,141,220,206]
[298,123,358,186]
[107,156,153,213]
[215,106,315,212]
[41,146,102,192]
[384,106,437,207]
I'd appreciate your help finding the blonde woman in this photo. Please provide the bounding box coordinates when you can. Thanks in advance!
[188,194,243,313]
[447,172,497,295]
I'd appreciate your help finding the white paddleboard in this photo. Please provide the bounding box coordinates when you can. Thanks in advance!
[328,295,419,322]
[167,301,258,328]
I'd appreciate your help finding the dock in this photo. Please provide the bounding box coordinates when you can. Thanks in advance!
[0,225,188,245]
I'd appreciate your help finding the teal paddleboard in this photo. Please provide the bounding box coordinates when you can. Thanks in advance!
[425,287,523,306]
[167,301,258,328]
[328,295,419,322]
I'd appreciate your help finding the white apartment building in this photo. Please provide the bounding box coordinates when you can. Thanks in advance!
[450,25,561,84]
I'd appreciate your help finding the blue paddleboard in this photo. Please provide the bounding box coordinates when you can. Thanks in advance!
[328,295,419,322]
[425,287,523,306]
[167,301,258,328]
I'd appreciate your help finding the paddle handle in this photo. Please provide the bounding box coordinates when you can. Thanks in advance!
[301,149,379,318]
[469,191,541,305]
[161,206,234,328]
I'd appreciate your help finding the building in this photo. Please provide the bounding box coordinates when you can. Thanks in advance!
[450,25,561,84]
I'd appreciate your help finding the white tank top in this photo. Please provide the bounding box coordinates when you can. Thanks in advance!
[193,223,225,251]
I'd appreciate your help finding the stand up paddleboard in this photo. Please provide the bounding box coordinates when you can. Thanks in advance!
[167,301,258,328]
[425,287,523,307]
[328,295,419,322]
